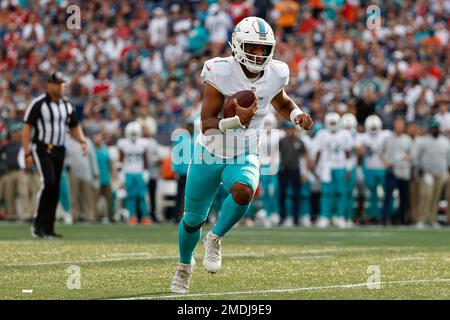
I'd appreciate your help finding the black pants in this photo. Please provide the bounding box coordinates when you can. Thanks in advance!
[32,143,65,233]
[175,174,187,223]
[278,167,301,225]
[382,170,409,225]
[148,178,158,221]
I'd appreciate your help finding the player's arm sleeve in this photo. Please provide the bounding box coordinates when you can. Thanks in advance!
[343,132,353,152]
[200,61,219,91]
[67,102,79,128]
[117,139,124,152]
[313,131,323,151]
[275,61,290,89]
[23,100,40,126]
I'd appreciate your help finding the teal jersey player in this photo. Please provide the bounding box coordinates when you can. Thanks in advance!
[171,16,313,294]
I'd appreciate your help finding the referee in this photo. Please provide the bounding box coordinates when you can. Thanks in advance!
[22,71,88,238]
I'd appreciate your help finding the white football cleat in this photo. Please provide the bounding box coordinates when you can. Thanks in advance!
[332,216,347,229]
[301,215,312,227]
[431,222,442,229]
[254,209,268,227]
[63,214,73,225]
[281,216,294,228]
[270,213,280,226]
[316,217,330,228]
[171,259,195,294]
[262,217,272,228]
[415,222,426,230]
[203,231,222,273]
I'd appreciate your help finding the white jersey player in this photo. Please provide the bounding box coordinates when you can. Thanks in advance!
[117,122,151,226]
[356,115,390,220]
[313,112,353,228]
[171,16,313,294]
[357,115,391,171]
[198,53,292,158]
[341,113,359,227]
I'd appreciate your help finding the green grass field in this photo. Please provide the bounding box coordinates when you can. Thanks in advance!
[1,222,449,300]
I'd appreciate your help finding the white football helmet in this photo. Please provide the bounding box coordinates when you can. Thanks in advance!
[364,115,382,134]
[142,118,157,136]
[230,16,275,73]
[325,112,341,132]
[125,121,142,140]
[342,113,357,131]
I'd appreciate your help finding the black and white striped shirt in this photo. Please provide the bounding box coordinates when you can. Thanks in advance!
[23,93,79,146]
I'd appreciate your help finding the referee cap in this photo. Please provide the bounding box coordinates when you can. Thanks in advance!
[47,71,67,84]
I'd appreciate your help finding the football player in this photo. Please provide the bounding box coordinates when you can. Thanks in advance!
[256,112,281,227]
[356,115,391,222]
[341,113,358,227]
[313,112,353,228]
[171,16,313,293]
[117,122,151,226]
[298,129,313,227]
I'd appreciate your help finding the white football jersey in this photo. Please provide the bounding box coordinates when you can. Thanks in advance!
[343,129,359,169]
[299,132,313,176]
[117,138,147,174]
[314,129,353,170]
[299,132,313,157]
[357,130,391,169]
[198,56,289,158]
[258,128,282,175]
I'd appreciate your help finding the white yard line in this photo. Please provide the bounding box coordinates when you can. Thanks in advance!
[115,279,450,300]
[290,255,331,260]
[231,230,398,237]
[5,247,431,267]
[388,257,426,261]
[296,247,418,254]
[4,252,263,267]
[107,252,152,257]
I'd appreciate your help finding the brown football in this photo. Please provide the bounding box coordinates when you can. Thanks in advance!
[223,90,257,119]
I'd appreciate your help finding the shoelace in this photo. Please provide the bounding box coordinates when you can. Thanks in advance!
[207,236,221,262]
[174,268,191,287]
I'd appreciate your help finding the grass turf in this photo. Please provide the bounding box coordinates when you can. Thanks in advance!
[0,223,449,300]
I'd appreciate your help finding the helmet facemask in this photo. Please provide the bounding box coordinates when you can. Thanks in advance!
[325,113,341,133]
[234,41,274,73]
[369,126,379,135]
[328,121,339,133]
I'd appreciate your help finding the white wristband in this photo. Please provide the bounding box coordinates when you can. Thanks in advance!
[290,108,304,124]
[218,115,245,133]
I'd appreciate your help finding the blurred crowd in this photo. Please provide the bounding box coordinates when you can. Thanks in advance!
[0,0,449,227]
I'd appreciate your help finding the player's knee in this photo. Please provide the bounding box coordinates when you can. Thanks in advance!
[231,183,254,205]
[182,212,206,233]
